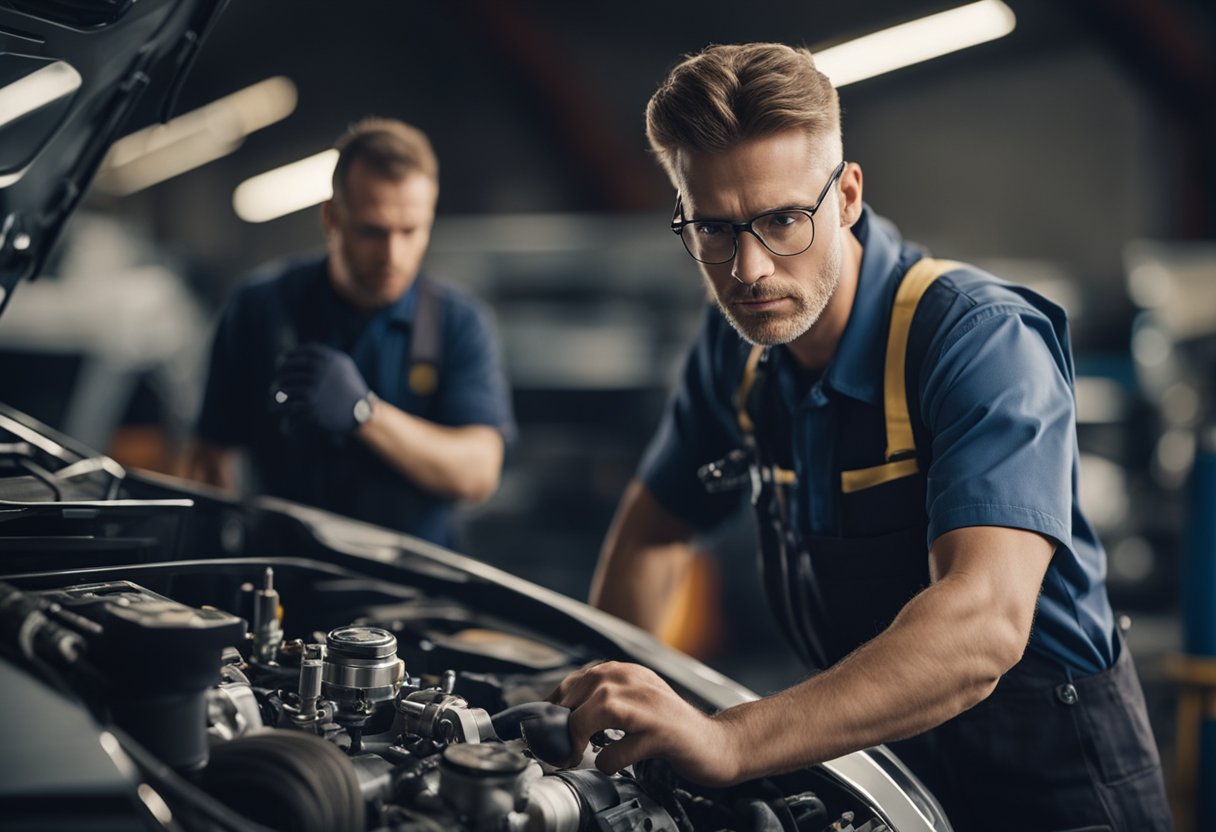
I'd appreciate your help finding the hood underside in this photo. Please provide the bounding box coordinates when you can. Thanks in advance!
[0,0,227,316]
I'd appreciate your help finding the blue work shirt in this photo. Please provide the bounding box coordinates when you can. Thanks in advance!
[196,256,515,547]
[639,206,1116,674]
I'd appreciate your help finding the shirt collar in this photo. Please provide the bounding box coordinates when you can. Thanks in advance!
[817,203,910,407]
[385,274,421,325]
[316,258,422,328]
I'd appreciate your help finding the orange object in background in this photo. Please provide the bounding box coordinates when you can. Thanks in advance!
[107,425,177,475]
[657,550,726,662]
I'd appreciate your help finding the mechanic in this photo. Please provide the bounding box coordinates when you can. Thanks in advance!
[187,117,514,547]
[553,43,1170,830]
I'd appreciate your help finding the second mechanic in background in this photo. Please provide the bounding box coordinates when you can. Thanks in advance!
[188,117,514,547]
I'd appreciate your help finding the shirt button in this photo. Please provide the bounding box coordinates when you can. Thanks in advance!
[1056,683,1079,705]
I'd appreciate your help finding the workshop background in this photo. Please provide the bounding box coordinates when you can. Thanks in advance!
[2,0,1215,825]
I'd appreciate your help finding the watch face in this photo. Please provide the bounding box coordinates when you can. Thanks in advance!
[353,396,373,425]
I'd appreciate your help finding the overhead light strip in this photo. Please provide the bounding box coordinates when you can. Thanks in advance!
[232,149,338,223]
[814,0,1016,88]
[95,76,297,195]
[0,60,82,131]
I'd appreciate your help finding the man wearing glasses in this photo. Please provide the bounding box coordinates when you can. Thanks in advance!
[552,43,1169,829]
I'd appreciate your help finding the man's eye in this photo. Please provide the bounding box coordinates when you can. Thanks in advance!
[695,222,728,237]
[761,212,802,230]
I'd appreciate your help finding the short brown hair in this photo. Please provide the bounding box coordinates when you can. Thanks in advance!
[645,43,840,183]
[332,117,439,199]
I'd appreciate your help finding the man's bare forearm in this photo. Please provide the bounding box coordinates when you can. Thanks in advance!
[716,572,1018,778]
[712,526,1052,781]
[355,401,503,502]
[559,538,1043,788]
[589,480,695,635]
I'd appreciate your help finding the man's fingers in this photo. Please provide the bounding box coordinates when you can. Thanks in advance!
[550,660,609,707]
[595,732,651,776]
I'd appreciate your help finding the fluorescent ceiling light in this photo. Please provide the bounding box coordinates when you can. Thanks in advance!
[95,76,297,195]
[0,60,82,131]
[233,149,338,223]
[814,0,1016,87]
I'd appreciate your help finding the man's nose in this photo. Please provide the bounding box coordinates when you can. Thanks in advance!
[386,232,411,266]
[731,230,774,285]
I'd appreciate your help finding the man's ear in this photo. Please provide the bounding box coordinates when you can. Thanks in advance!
[839,162,863,227]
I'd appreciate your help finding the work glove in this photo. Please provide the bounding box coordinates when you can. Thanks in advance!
[272,343,371,434]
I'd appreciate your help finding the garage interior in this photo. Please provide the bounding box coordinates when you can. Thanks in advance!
[1,0,1214,827]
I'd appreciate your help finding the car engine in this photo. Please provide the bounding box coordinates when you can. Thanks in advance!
[0,562,895,832]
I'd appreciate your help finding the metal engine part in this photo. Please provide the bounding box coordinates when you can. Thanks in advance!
[437,743,530,831]
[322,626,406,705]
[396,686,496,744]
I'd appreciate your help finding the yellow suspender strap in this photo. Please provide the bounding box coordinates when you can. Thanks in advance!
[734,343,798,487]
[736,344,765,435]
[841,257,961,494]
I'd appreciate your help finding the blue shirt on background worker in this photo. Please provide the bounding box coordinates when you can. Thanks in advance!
[189,117,514,548]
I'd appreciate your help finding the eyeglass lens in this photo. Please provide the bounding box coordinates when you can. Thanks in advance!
[680,210,816,264]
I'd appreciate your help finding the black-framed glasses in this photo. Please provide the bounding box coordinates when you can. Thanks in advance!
[671,160,847,265]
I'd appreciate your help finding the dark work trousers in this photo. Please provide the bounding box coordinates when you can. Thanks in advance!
[887,634,1172,831]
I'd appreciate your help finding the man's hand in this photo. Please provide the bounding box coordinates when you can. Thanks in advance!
[273,343,370,434]
[550,661,741,786]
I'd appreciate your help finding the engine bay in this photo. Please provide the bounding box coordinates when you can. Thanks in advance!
[0,558,894,832]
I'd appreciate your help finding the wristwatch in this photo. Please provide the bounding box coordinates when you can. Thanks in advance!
[353,391,379,427]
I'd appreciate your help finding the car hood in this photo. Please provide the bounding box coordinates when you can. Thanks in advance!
[0,0,227,316]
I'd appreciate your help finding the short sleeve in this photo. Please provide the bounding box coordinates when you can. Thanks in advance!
[922,304,1076,548]
[637,308,746,530]
[435,295,517,442]
[195,291,256,446]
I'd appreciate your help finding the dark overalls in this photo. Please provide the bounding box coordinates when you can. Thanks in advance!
[703,258,1171,831]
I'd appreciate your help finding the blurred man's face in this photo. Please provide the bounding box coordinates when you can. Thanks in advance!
[323,160,437,311]
[677,129,847,347]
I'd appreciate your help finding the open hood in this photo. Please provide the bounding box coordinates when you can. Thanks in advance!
[0,0,227,317]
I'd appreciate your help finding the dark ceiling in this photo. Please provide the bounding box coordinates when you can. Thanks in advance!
[87,0,1214,293]
[130,0,1211,212]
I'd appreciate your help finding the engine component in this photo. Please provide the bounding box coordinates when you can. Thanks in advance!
[200,730,365,832]
[437,743,529,831]
[523,777,582,832]
[36,581,244,772]
[490,701,574,767]
[323,626,406,702]
[284,641,328,732]
[206,663,263,741]
[0,580,89,668]
[0,575,933,832]
[323,625,405,751]
[251,567,283,664]
[540,768,678,832]
[396,685,495,745]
